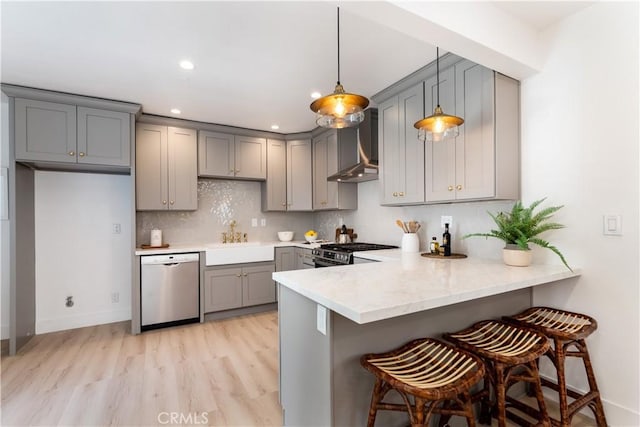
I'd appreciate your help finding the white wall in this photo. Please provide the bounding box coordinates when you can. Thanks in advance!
[35,171,132,333]
[521,2,639,424]
[0,93,9,339]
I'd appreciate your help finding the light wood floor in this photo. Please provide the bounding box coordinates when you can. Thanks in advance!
[1,312,282,426]
[1,311,596,427]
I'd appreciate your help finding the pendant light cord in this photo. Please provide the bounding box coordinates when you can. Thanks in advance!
[337,7,341,85]
[436,46,440,107]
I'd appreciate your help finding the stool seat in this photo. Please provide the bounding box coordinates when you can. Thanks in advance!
[444,320,551,427]
[505,307,607,427]
[361,338,484,426]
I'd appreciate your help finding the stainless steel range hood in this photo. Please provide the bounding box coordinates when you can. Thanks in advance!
[327,108,378,183]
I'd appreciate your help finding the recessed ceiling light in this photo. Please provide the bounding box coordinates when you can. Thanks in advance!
[170,108,181,114]
[311,92,321,99]
[179,60,194,70]
[271,124,280,130]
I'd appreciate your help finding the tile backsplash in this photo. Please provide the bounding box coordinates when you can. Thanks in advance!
[136,179,314,245]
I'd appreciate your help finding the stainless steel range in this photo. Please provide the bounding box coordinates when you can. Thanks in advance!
[312,243,398,267]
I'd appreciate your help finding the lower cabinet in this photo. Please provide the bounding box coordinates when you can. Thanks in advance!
[296,247,315,269]
[203,263,275,313]
[275,247,296,272]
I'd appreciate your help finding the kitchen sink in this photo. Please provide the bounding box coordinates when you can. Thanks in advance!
[205,242,275,266]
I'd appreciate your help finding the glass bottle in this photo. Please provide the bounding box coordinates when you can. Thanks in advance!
[443,223,451,256]
[430,237,440,254]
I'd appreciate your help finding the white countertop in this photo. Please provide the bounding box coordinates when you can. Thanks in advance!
[134,240,321,256]
[273,250,580,324]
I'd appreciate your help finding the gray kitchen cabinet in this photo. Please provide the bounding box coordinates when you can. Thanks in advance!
[295,247,315,269]
[312,129,357,211]
[275,246,296,272]
[203,263,276,313]
[425,60,520,203]
[379,82,425,205]
[262,139,288,211]
[203,267,243,312]
[198,130,267,180]
[15,99,130,167]
[286,139,313,211]
[136,124,198,211]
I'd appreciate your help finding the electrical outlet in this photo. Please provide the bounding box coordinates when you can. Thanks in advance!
[261,218,267,227]
[441,216,453,228]
[251,218,258,227]
[111,292,119,303]
[112,223,121,234]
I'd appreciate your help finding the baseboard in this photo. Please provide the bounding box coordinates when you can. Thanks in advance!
[540,373,639,426]
[36,308,131,334]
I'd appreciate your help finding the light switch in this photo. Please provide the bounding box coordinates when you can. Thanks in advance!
[317,304,327,335]
[603,215,622,236]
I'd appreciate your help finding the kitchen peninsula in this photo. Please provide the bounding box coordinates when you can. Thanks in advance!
[273,252,580,426]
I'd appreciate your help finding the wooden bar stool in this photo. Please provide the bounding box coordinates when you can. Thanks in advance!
[361,338,485,427]
[504,307,607,426]
[443,320,551,427]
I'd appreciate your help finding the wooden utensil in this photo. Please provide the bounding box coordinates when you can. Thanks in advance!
[396,219,407,233]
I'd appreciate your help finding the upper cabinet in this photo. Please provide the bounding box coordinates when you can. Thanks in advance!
[375,54,520,206]
[14,97,132,171]
[262,138,313,212]
[379,83,425,205]
[286,139,313,211]
[198,130,266,180]
[425,60,519,203]
[312,129,357,211]
[136,124,198,211]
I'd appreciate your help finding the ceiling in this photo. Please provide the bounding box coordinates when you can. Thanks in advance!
[1,1,592,134]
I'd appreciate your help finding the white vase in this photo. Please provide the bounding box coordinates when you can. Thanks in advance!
[502,246,532,267]
[401,233,419,253]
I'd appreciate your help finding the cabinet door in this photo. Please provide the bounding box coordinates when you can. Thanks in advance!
[198,131,234,177]
[313,133,330,210]
[286,139,312,211]
[454,61,495,200]
[275,247,296,272]
[167,127,198,210]
[379,97,400,204]
[235,136,267,180]
[263,139,287,211]
[398,84,425,204]
[424,67,457,202]
[15,98,76,163]
[242,264,276,306]
[203,268,243,312]
[295,247,314,269]
[136,124,168,210]
[77,107,130,166]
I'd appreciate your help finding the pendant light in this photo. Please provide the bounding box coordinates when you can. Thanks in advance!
[310,7,369,129]
[414,47,464,142]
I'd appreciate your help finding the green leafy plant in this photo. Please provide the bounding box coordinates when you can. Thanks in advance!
[463,198,571,270]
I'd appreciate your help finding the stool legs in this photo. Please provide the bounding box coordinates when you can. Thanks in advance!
[543,337,607,427]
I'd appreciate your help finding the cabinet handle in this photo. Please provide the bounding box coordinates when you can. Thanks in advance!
[78,152,85,157]
[448,186,453,191]
[282,203,286,207]
[236,274,242,277]
[456,185,462,191]
[170,200,174,205]
[399,192,404,197]
[162,200,167,205]
[68,151,75,156]
[392,192,398,197]
[229,169,234,174]
[243,273,248,277]
[235,169,240,173]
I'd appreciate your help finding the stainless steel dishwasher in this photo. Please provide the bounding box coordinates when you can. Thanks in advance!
[140,252,200,330]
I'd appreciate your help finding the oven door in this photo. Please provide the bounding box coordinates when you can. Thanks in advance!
[314,257,346,268]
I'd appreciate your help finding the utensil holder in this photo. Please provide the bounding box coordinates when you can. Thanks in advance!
[401,233,419,253]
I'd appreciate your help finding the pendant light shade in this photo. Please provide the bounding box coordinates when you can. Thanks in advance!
[310,7,369,129]
[414,47,464,142]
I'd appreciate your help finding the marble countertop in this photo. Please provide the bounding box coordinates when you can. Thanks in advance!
[134,240,321,256]
[273,250,580,324]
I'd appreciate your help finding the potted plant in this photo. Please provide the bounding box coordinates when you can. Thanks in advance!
[463,198,571,270]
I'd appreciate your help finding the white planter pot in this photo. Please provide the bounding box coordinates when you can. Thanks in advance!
[502,246,532,267]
